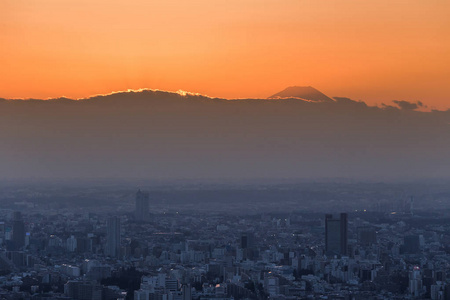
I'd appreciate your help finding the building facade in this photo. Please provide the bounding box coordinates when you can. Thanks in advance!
[135,190,150,222]
[325,213,348,256]
[106,216,121,258]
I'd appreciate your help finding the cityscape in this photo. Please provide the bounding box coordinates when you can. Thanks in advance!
[2,1,449,299]
[0,182,450,300]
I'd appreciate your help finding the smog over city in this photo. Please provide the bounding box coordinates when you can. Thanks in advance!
[1,1,450,299]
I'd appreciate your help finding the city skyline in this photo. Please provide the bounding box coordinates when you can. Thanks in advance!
[1,1,450,298]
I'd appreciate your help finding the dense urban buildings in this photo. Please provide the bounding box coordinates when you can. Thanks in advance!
[0,183,449,299]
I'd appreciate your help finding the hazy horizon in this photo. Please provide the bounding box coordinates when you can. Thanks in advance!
[1,87,449,182]
[2,2,450,299]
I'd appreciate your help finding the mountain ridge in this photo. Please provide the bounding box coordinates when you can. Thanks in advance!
[268,86,334,102]
[0,87,434,113]
[0,87,449,180]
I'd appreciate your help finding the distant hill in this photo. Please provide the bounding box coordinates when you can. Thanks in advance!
[268,86,334,102]
[0,89,449,181]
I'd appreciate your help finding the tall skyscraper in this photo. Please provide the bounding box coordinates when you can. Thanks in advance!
[106,216,121,258]
[0,222,5,245]
[325,213,348,256]
[12,211,25,250]
[240,233,254,249]
[135,190,150,222]
[240,232,255,260]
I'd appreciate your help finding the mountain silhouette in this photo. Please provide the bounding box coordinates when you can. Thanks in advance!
[0,89,449,181]
[268,86,334,102]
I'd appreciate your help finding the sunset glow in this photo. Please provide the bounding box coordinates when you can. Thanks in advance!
[1,0,449,109]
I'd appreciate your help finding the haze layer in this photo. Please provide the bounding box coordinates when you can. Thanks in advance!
[1,90,449,181]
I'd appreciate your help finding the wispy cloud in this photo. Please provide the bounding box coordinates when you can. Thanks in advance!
[392,100,425,110]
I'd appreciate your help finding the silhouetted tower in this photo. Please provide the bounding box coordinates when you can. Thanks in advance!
[106,216,121,258]
[12,211,25,250]
[325,213,348,256]
[240,233,254,249]
[240,232,255,260]
[135,190,150,222]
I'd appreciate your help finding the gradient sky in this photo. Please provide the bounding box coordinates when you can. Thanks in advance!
[1,0,449,109]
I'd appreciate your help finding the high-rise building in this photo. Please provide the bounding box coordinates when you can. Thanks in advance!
[325,213,348,256]
[165,278,179,292]
[135,190,150,222]
[64,281,103,299]
[182,284,192,300]
[409,266,423,297]
[12,211,25,250]
[240,232,254,249]
[66,235,77,252]
[106,216,121,258]
[240,232,255,260]
[0,222,5,245]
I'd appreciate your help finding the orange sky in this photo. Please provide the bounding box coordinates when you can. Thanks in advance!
[1,0,449,109]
